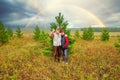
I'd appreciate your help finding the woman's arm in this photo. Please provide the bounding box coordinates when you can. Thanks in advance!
[64,35,69,47]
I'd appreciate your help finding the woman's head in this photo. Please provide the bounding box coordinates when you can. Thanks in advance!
[61,30,65,36]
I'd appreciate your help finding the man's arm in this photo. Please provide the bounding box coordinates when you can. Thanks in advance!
[49,32,54,38]
[49,29,55,38]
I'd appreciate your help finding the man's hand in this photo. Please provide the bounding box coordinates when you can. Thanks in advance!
[49,29,55,38]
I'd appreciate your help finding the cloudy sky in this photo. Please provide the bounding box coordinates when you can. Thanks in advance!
[0,0,120,28]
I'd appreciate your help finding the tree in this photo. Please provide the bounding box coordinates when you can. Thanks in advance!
[16,27,23,38]
[7,27,13,38]
[50,13,69,35]
[74,30,80,38]
[33,26,41,41]
[40,30,49,46]
[101,28,109,41]
[33,26,50,56]
[87,27,94,40]
[114,36,120,52]
[48,12,75,56]
[118,36,120,43]
[82,28,88,40]
[0,22,9,44]
[82,27,94,40]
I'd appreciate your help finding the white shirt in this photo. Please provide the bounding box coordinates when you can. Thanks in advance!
[53,33,61,46]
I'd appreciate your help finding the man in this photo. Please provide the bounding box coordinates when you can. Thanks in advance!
[50,27,61,62]
[61,30,69,64]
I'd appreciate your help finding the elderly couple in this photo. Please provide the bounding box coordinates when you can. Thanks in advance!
[50,27,69,64]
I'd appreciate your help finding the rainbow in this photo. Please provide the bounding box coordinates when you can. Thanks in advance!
[63,4,106,27]
[94,0,120,23]
[25,3,108,28]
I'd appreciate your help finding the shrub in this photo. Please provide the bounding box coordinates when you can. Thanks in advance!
[101,28,109,41]
[33,26,41,41]
[15,27,23,38]
[82,27,94,40]
[114,36,120,52]
[0,21,9,44]
[7,27,13,38]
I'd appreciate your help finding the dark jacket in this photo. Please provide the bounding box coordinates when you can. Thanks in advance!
[61,35,69,49]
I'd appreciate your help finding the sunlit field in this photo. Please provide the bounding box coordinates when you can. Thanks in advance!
[0,32,120,80]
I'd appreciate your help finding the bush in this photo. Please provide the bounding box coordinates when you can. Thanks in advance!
[0,22,9,45]
[114,36,120,52]
[101,28,109,41]
[33,26,50,56]
[33,26,41,41]
[15,27,23,38]
[7,27,13,39]
[33,26,49,45]
[40,30,50,46]
[82,27,94,40]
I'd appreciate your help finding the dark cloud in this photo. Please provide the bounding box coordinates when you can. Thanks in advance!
[0,0,120,28]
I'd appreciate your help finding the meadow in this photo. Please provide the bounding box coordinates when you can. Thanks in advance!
[0,32,120,80]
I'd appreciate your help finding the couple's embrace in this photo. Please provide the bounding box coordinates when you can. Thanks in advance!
[50,27,69,64]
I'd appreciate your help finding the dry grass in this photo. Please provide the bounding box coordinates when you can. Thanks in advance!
[0,33,120,80]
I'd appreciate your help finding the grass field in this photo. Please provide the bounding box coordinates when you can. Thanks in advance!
[0,32,120,80]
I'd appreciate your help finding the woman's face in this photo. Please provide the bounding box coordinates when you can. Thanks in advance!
[61,32,64,35]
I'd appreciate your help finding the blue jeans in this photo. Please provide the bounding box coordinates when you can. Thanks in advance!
[62,49,68,63]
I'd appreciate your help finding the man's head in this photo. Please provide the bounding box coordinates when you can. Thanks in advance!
[56,27,60,34]
[61,30,65,36]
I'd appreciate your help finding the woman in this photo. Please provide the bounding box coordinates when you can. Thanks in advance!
[61,30,69,64]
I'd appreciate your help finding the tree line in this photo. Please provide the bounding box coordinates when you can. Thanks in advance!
[81,27,120,32]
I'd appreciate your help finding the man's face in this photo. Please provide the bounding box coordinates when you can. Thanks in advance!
[56,29,60,34]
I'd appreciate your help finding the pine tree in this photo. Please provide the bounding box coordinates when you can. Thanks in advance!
[82,27,94,40]
[0,22,9,44]
[7,27,13,38]
[101,28,109,41]
[48,12,75,55]
[87,27,94,40]
[40,30,49,46]
[114,36,120,52]
[82,28,88,40]
[33,26,41,41]
[16,27,23,38]
[50,13,68,34]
